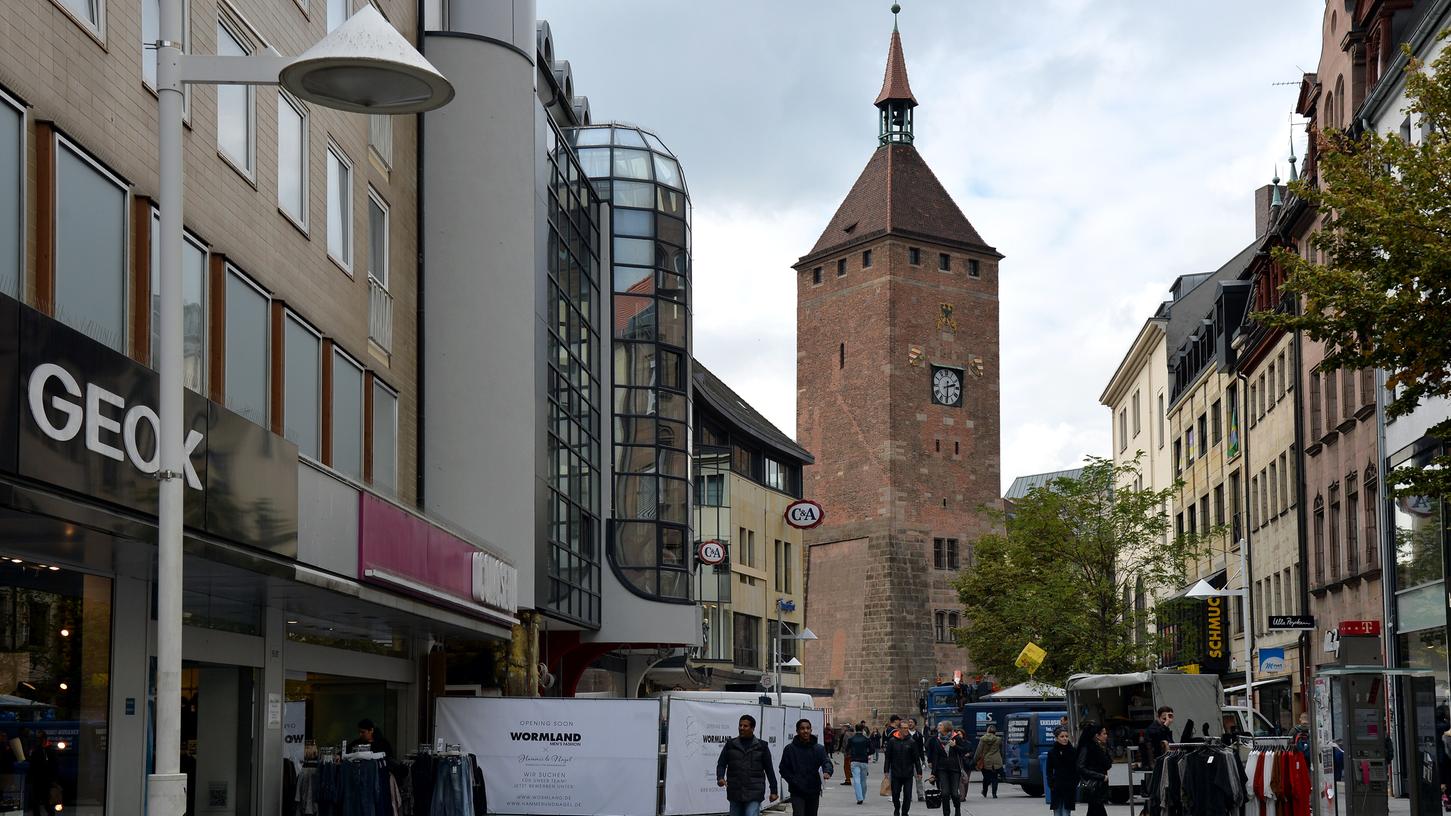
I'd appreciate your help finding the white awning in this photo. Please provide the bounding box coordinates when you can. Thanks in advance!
[1223,677,1291,695]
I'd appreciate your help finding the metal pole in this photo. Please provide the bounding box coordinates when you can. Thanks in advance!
[148,0,188,811]
[1242,537,1254,716]
[775,602,782,706]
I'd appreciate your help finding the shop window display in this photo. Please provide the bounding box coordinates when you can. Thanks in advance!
[0,561,111,814]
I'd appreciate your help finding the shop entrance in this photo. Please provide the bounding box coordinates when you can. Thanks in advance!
[179,663,257,816]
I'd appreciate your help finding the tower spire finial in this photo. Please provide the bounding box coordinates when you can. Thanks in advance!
[1288,123,1300,182]
[892,2,901,31]
[875,4,918,145]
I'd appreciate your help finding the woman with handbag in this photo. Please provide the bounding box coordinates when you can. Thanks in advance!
[973,724,1005,798]
[1076,723,1113,816]
[926,721,968,816]
[1045,728,1078,816]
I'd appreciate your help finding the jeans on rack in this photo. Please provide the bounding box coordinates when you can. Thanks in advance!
[431,756,474,816]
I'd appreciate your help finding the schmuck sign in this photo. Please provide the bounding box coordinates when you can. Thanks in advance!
[784,499,824,529]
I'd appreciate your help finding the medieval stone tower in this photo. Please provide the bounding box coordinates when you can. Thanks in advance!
[797,9,1002,724]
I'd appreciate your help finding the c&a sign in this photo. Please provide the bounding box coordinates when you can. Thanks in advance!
[784,499,824,529]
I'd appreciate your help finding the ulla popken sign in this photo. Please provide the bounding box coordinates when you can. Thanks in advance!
[435,697,658,816]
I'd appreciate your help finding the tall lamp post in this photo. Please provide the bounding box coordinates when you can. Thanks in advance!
[148,6,452,813]
[1185,538,1254,718]
[773,598,816,704]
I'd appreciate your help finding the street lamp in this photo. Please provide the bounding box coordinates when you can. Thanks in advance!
[148,5,452,814]
[1186,551,1254,717]
[773,598,816,705]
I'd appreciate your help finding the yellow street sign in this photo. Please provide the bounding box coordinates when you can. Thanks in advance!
[1015,642,1047,674]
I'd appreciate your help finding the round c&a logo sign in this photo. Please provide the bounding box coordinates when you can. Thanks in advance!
[697,540,726,566]
[784,499,825,530]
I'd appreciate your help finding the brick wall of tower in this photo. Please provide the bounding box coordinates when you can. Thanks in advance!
[797,235,1001,725]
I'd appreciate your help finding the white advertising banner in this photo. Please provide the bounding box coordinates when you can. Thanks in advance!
[662,700,828,815]
[663,700,763,816]
[282,701,306,767]
[435,697,659,816]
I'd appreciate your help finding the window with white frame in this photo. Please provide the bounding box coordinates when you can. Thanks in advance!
[283,313,321,458]
[331,349,364,479]
[326,143,352,270]
[327,0,349,32]
[371,379,398,495]
[55,136,127,351]
[277,94,308,227]
[368,115,392,168]
[0,88,22,298]
[422,0,446,30]
[148,211,208,392]
[215,18,255,175]
[55,0,104,37]
[224,267,269,426]
[367,187,388,285]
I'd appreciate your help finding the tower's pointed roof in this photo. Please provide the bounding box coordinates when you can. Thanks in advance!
[799,144,998,262]
[874,26,918,108]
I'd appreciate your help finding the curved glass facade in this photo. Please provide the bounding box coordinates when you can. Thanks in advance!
[569,124,692,602]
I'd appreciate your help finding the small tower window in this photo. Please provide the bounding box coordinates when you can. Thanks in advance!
[837,258,846,277]
[938,253,951,272]
[954,441,960,455]
[862,249,873,268]
[839,343,845,369]
[934,438,940,452]
[908,247,921,266]
[968,259,980,278]
[812,267,822,285]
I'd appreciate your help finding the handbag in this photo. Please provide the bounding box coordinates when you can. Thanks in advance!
[975,756,985,771]
[880,774,892,796]
[924,786,943,809]
[1077,775,1109,805]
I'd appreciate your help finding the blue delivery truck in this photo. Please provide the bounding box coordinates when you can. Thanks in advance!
[1002,710,1066,798]
[924,683,1065,760]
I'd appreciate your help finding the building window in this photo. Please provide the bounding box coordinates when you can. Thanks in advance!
[1325,369,1339,426]
[216,18,256,177]
[1214,484,1225,527]
[1280,453,1291,510]
[1345,474,1359,573]
[55,0,104,37]
[812,267,821,285]
[0,89,19,299]
[326,143,353,270]
[836,258,846,277]
[1211,400,1222,444]
[1132,390,1141,437]
[1267,363,1276,406]
[1158,394,1165,449]
[224,266,269,425]
[862,249,873,268]
[968,259,980,278]
[1175,512,1184,542]
[1310,370,1322,438]
[1313,499,1326,584]
[282,312,320,458]
[839,343,844,369]
[1342,368,1356,420]
[1278,352,1288,397]
[1197,414,1208,452]
[1328,487,1341,579]
[1269,462,1280,517]
[371,379,398,495]
[1186,427,1196,463]
[732,613,761,669]
[1118,409,1127,453]
[946,538,959,570]
[908,247,921,265]
[1249,381,1258,427]
[367,187,388,286]
[54,136,127,351]
[1364,467,1379,567]
[1250,475,1259,529]
[933,537,945,569]
[774,540,794,593]
[277,94,308,228]
[148,210,208,392]
[938,252,951,272]
[327,0,348,31]
[695,473,725,506]
[935,611,947,643]
[1173,439,1182,476]
[368,114,393,169]
[330,348,364,479]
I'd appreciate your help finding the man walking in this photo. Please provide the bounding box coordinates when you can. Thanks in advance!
[780,719,833,816]
[908,718,927,801]
[846,724,873,804]
[716,715,780,816]
[884,716,923,816]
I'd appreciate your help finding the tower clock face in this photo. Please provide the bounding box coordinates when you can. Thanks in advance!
[931,366,963,407]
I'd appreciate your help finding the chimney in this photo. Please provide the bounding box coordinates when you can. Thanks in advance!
[1254,183,1286,237]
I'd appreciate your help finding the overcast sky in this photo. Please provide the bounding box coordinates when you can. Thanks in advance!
[538,0,1323,490]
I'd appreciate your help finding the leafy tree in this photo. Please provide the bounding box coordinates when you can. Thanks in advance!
[952,456,1214,685]
[1258,32,1451,498]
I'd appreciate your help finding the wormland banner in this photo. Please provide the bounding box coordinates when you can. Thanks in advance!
[436,697,659,816]
[663,699,764,816]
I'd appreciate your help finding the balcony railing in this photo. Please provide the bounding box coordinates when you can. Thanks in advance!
[369,276,393,353]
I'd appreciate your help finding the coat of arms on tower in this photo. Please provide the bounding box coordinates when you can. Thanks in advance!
[937,303,957,334]
[967,356,985,378]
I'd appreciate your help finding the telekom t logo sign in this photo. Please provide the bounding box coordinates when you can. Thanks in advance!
[27,362,204,490]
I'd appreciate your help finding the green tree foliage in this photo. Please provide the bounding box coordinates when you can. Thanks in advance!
[952,456,1214,685]
[1258,32,1451,498]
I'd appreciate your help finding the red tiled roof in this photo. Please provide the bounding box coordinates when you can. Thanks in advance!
[874,30,918,108]
[802,144,993,260]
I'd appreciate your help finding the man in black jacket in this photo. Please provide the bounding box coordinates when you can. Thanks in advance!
[884,717,923,816]
[779,719,833,816]
[845,725,874,803]
[716,715,779,816]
